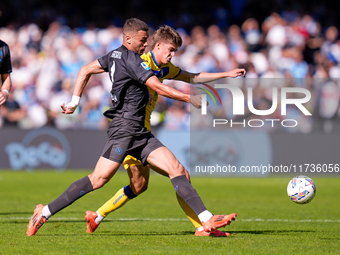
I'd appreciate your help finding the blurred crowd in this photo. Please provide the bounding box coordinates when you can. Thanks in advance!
[1,11,340,132]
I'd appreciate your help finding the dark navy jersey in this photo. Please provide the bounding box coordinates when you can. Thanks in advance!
[0,40,12,74]
[98,45,154,123]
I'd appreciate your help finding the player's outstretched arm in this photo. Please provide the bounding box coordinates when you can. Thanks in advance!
[175,68,246,84]
[0,73,12,105]
[61,60,105,114]
[145,76,202,109]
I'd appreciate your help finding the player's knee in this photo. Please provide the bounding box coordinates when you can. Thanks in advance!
[184,169,191,182]
[88,174,109,190]
[91,179,107,190]
[174,163,186,175]
[168,163,186,179]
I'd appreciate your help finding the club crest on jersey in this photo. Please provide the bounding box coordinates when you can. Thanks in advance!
[111,51,122,59]
[115,147,123,155]
[141,62,150,70]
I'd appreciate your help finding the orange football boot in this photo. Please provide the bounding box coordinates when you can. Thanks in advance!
[27,204,48,236]
[195,229,231,237]
[85,211,100,233]
[202,213,237,232]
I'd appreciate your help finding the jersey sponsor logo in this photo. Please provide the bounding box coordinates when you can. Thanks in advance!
[111,51,122,59]
[141,62,150,70]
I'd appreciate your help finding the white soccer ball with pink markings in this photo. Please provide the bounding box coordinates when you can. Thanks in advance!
[287,175,316,204]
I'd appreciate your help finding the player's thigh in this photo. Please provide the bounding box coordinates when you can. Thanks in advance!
[89,156,120,189]
[147,146,185,178]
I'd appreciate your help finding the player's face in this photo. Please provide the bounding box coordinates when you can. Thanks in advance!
[157,42,178,65]
[131,30,149,55]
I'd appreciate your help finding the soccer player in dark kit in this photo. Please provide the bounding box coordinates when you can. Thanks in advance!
[85,25,245,237]
[27,18,237,236]
[0,13,12,106]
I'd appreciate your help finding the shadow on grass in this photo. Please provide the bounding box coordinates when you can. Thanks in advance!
[15,231,232,237]
[35,231,195,237]
[231,230,315,235]
[0,219,94,225]
[0,214,317,236]
[0,212,33,215]
[94,230,315,236]
[0,211,86,215]
[32,229,316,237]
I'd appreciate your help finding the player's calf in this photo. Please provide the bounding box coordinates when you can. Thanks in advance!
[126,159,150,195]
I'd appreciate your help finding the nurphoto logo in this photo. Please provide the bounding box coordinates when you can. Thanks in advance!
[199,84,311,128]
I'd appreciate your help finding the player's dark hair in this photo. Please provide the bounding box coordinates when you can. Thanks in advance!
[123,18,148,34]
[151,25,183,49]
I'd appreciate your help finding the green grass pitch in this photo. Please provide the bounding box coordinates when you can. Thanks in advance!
[0,170,339,254]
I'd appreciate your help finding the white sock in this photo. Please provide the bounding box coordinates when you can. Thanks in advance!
[94,210,104,224]
[196,226,204,231]
[198,210,213,223]
[42,205,52,219]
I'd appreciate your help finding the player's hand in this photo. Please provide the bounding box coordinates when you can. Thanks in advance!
[0,90,9,105]
[61,95,81,114]
[227,68,246,78]
[190,95,204,109]
[60,103,76,114]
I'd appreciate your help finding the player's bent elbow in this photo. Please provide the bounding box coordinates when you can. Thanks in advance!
[79,65,92,77]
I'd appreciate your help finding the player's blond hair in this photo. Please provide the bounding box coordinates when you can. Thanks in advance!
[123,18,149,34]
[151,25,182,49]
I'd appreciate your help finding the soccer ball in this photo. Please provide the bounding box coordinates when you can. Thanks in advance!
[287,175,316,204]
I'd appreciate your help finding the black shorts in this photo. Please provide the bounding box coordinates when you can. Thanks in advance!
[101,118,164,166]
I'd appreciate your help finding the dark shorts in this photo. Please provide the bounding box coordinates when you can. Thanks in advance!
[101,118,164,165]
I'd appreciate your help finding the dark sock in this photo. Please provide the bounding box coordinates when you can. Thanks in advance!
[48,176,93,215]
[171,175,206,215]
[123,185,137,199]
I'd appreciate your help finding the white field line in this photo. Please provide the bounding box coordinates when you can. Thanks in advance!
[1,217,340,223]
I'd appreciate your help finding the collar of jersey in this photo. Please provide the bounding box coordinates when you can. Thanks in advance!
[150,51,160,68]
